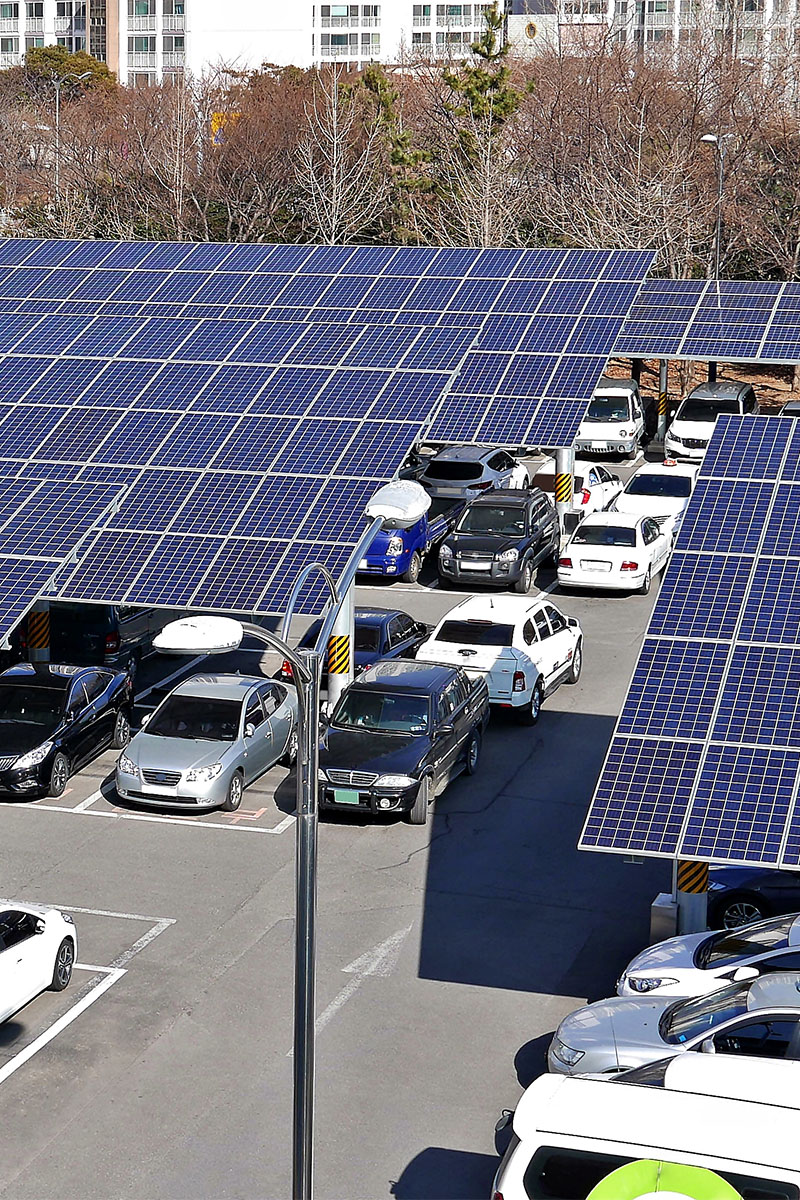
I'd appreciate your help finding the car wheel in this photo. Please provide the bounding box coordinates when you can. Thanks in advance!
[282,728,298,767]
[221,772,244,812]
[514,560,534,594]
[407,776,430,825]
[50,938,74,991]
[518,680,543,725]
[464,729,481,775]
[639,567,651,596]
[710,893,769,930]
[568,640,583,684]
[48,752,70,798]
[112,709,131,749]
[403,551,422,584]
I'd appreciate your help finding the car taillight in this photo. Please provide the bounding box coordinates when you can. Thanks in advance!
[621,561,639,571]
[580,488,591,505]
[469,481,494,490]
[559,557,572,568]
[105,632,120,653]
[281,660,293,679]
[493,1192,504,1200]
[513,671,526,692]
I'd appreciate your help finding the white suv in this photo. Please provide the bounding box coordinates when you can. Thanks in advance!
[415,595,582,724]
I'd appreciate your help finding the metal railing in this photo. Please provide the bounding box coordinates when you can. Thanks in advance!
[131,14,156,29]
[412,13,431,21]
[162,13,184,28]
[0,17,19,31]
[0,49,19,63]
[320,41,359,53]
[162,49,184,64]
[128,49,156,64]
[54,15,71,31]
[25,15,42,28]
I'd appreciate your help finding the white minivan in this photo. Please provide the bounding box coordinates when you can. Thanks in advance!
[574,377,646,458]
[492,1054,800,1199]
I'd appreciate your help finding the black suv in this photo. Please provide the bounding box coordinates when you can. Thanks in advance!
[437,488,559,593]
[319,660,489,825]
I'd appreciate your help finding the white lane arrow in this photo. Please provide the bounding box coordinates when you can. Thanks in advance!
[288,924,413,1053]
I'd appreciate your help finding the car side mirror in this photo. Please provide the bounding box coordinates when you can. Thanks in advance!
[34,918,45,934]
[140,713,150,728]
[244,722,255,739]
[700,1037,715,1054]
[437,723,455,737]
[732,965,760,983]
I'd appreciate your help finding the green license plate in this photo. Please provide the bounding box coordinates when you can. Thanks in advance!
[333,788,360,806]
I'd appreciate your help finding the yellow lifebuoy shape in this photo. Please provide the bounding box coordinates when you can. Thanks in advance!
[586,1159,742,1200]
[525,20,537,36]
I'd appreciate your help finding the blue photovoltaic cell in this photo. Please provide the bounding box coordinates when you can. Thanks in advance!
[345,423,416,477]
[266,542,354,614]
[272,419,358,474]
[422,247,480,277]
[169,319,254,363]
[583,282,642,317]
[0,404,65,456]
[472,316,530,354]
[232,321,307,365]
[401,327,476,369]
[478,397,539,444]
[539,280,594,314]
[1,480,121,557]
[496,356,558,397]
[680,745,800,865]
[107,470,192,531]
[698,415,793,481]
[81,359,157,406]
[0,239,44,265]
[544,356,607,399]
[189,538,287,610]
[0,557,71,640]
[713,645,800,750]
[616,638,730,741]
[580,737,704,855]
[187,364,272,412]
[0,356,52,400]
[212,416,300,472]
[510,249,569,279]
[307,370,388,418]
[66,316,145,357]
[25,357,106,405]
[528,400,589,446]
[517,315,577,354]
[231,475,323,539]
[566,317,624,355]
[125,317,198,359]
[648,552,754,640]
[89,410,179,466]
[298,478,380,542]
[151,413,241,468]
[341,326,420,368]
[779,423,800,482]
[493,280,549,314]
[676,479,775,555]
[33,409,123,461]
[425,395,490,443]
[761,485,800,556]
[247,366,331,414]
[125,534,220,606]
[740,559,800,644]
[450,352,511,395]
[56,529,160,600]
[132,362,218,410]
[169,473,265,537]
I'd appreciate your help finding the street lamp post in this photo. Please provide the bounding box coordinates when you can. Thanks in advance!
[700,132,733,383]
[53,70,92,200]
[153,479,430,1200]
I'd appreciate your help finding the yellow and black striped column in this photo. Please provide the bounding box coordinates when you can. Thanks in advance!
[27,601,50,664]
[327,634,350,677]
[554,472,572,506]
[657,358,669,441]
[677,859,708,933]
[554,446,574,537]
[326,584,354,711]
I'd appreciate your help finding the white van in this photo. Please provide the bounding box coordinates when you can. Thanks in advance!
[492,1054,800,1199]
[574,377,646,458]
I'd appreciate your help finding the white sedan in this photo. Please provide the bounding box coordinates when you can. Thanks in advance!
[532,457,624,516]
[557,512,670,595]
[415,593,582,724]
[611,458,699,539]
[0,901,77,1021]
[617,913,800,999]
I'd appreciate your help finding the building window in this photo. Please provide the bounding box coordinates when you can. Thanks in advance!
[129,0,154,12]
[361,29,379,42]
[132,70,153,84]
[163,32,183,48]
[0,34,18,48]
[25,33,42,43]
[26,1,42,13]
[0,3,19,17]
[128,33,154,49]
[412,28,431,38]
[361,3,379,13]
[413,2,431,10]
[163,0,184,11]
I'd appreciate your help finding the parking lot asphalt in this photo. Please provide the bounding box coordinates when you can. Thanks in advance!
[0,451,672,1200]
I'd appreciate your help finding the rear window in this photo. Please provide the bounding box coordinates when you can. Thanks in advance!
[572,525,636,547]
[436,620,514,647]
[354,626,381,653]
[679,397,741,421]
[522,1145,799,1199]
[424,461,483,481]
[696,915,797,968]
[625,473,692,498]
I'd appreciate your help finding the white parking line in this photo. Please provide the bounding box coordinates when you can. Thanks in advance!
[29,803,295,834]
[136,655,207,701]
[71,790,104,812]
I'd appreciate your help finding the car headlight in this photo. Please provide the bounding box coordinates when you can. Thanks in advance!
[375,774,417,789]
[318,768,328,782]
[618,428,630,437]
[14,742,53,769]
[551,1037,584,1067]
[117,752,138,778]
[496,548,518,562]
[185,764,224,783]
[386,535,404,557]
[667,433,682,445]
[628,976,679,993]
[439,543,453,560]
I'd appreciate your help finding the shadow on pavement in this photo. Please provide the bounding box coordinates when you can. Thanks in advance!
[390,1147,499,1200]
[514,1031,554,1088]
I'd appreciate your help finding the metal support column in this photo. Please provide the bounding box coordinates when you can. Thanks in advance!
[656,359,669,442]
[325,581,353,713]
[676,860,708,934]
[708,361,718,383]
[631,358,643,384]
[554,445,574,536]
[293,648,321,1200]
[28,601,50,663]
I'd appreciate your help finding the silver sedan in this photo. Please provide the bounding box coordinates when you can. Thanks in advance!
[116,674,298,812]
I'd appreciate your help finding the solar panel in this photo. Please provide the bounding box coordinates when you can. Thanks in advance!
[581,414,800,869]
[0,239,654,619]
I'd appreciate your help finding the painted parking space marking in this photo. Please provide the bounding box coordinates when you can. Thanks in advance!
[71,789,104,812]
[21,802,296,834]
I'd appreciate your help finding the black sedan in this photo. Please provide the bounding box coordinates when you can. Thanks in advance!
[319,660,489,826]
[0,663,133,799]
[279,608,429,684]
[437,488,560,593]
[709,866,800,928]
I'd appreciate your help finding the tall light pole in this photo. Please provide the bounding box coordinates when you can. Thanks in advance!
[53,69,92,201]
[153,479,430,1200]
[700,132,733,382]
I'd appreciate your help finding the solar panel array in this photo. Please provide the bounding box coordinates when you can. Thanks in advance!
[615,278,800,363]
[0,239,654,618]
[580,415,800,868]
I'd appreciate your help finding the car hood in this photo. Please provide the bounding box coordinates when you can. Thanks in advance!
[126,731,234,771]
[624,932,708,976]
[557,995,671,1057]
[614,493,688,518]
[577,418,631,434]
[447,533,523,555]
[320,728,429,774]
[670,417,717,439]
[0,720,59,757]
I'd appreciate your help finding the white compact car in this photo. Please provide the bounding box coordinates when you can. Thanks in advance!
[558,512,671,595]
[415,594,582,724]
[0,901,77,1021]
[611,459,699,539]
[532,457,623,517]
[617,913,800,999]
[574,377,646,458]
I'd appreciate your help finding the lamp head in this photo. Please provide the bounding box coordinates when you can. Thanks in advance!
[365,479,431,529]
[700,133,719,144]
[153,616,244,655]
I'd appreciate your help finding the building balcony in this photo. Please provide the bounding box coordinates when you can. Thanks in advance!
[54,15,72,31]
[320,42,359,54]
[128,49,156,64]
[644,9,674,25]
[413,13,431,21]
[163,14,184,29]
[320,15,353,25]
[163,49,184,64]
[0,17,19,32]
[24,14,42,28]
[0,49,19,64]
[131,14,156,29]
[361,15,379,23]
[436,12,472,24]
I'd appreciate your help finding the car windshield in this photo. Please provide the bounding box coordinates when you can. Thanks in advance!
[586,396,628,421]
[695,915,797,968]
[354,626,381,653]
[678,398,741,421]
[660,981,751,1044]
[147,695,241,741]
[0,685,63,728]
[424,461,482,481]
[457,506,526,535]
[625,474,692,498]
[436,620,514,647]
[332,689,430,734]
[572,525,636,547]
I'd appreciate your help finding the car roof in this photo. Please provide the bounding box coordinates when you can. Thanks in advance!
[469,488,535,505]
[439,594,547,622]
[0,663,89,688]
[629,460,699,478]
[0,898,53,917]
[170,674,267,701]
[593,375,638,393]
[686,380,750,400]
[574,511,642,529]
[780,400,800,414]
[427,445,496,464]
[357,660,459,691]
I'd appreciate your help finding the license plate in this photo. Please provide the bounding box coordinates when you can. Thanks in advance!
[591,441,607,450]
[580,560,612,572]
[462,561,491,571]
[144,784,178,796]
[333,788,360,805]
[437,487,461,496]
